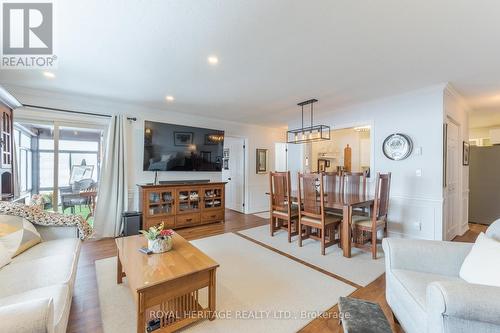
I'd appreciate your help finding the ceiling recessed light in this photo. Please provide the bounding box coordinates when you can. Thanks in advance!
[207,56,219,65]
[165,95,174,102]
[43,71,55,79]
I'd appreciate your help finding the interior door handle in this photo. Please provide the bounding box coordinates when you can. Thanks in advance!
[227,178,231,181]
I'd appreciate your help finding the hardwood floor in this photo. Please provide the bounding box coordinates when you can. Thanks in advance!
[67,214,486,333]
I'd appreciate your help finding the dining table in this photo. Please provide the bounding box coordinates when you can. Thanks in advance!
[273,190,375,258]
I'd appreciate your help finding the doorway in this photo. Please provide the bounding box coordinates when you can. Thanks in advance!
[222,136,246,213]
[274,143,288,171]
[14,118,105,225]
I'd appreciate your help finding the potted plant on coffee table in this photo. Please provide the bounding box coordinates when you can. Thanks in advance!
[140,222,174,254]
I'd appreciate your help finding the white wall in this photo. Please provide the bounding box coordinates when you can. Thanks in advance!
[8,85,284,214]
[288,85,448,240]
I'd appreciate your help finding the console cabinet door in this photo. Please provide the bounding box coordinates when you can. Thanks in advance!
[145,189,175,217]
[202,186,224,210]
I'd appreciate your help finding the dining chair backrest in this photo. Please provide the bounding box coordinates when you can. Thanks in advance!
[374,172,391,219]
[342,172,367,196]
[323,172,342,195]
[298,172,324,219]
[269,171,291,213]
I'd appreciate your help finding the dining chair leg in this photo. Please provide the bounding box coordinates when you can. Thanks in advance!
[337,224,342,248]
[287,218,292,243]
[298,222,303,247]
[270,216,274,237]
[371,230,377,259]
[321,228,326,255]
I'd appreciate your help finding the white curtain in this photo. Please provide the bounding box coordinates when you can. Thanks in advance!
[93,115,128,238]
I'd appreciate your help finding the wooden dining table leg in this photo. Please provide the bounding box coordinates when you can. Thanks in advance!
[342,205,352,258]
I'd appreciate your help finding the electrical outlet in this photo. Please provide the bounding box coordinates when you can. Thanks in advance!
[416,169,422,177]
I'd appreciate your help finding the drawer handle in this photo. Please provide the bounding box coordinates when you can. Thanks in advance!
[186,218,192,222]
[210,215,216,218]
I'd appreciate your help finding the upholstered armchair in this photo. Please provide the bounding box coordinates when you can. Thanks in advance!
[382,221,500,333]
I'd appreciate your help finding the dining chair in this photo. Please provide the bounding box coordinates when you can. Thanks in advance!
[323,172,343,217]
[298,172,342,255]
[341,171,367,196]
[269,171,298,242]
[352,172,391,259]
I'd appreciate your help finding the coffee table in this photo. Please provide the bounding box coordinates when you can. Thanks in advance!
[115,234,219,333]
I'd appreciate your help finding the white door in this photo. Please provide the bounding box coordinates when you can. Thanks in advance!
[274,143,288,171]
[222,137,245,213]
[444,121,460,240]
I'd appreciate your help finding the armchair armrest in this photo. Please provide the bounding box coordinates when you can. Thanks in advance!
[0,298,54,333]
[382,238,472,276]
[427,281,500,329]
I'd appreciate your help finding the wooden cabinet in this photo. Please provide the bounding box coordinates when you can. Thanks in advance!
[139,182,226,230]
[0,104,13,200]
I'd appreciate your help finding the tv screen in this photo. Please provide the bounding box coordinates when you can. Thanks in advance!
[143,121,224,172]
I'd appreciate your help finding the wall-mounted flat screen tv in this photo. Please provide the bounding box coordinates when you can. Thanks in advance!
[143,121,224,172]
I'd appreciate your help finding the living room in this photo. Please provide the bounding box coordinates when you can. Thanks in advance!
[1,1,500,333]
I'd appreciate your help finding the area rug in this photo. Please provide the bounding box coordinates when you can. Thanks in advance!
[252,211,270,219]
[238,225,385,287]
[96,233,355,333]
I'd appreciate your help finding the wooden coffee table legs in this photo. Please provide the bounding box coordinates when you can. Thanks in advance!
[208,269,217,321]
[117,255,125,284]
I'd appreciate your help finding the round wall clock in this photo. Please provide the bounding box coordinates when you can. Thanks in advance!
[383,133,413,160]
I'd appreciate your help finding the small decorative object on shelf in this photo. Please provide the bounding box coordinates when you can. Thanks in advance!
[140,222,174,254]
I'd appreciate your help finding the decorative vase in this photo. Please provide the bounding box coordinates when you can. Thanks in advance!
[148,237,173,254]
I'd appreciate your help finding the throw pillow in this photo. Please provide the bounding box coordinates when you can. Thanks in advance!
[486,219,500,241]
[459,232,500,287]
[0,214,41,258]
[0,242,11,269]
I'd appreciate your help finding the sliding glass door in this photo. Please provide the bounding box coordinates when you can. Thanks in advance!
[14,119,105,226]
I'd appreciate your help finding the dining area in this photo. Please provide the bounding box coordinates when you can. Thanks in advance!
[268,170,391,259]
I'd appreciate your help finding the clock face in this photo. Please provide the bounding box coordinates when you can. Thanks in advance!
[383,134,413,160]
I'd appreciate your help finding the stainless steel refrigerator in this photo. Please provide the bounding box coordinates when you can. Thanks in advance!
[469,145,500,225]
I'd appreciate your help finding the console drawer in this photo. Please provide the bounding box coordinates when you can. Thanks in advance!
[202,210,224,222]
[175,213,200,227]
[144,216,175,230]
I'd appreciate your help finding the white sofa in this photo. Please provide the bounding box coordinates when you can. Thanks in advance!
[383,221,500,333]
[0,225,81,333]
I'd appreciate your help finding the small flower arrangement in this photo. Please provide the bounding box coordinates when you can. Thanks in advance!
[140,223,174,253]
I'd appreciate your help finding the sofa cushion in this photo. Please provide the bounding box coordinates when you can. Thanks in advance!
[0,254,76,298]
[0,284,69,333]
[0,242,10,269]
[0,214,41,258]
[11,238,80,264]
[486,219,500,241]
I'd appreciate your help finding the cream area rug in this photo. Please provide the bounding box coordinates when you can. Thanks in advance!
[238,225,385,287]
[96,233,355,333]
[252,211,270,219]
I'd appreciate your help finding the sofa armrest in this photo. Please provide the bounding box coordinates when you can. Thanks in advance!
[382,238,472,276]
[427,281,500,329]
[0,298,54,333]
[36,225,79,241]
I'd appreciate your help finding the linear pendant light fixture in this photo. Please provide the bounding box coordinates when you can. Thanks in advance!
[286,99,330,144]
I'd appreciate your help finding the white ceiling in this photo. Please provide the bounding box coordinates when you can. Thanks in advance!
[2,0,500,127]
